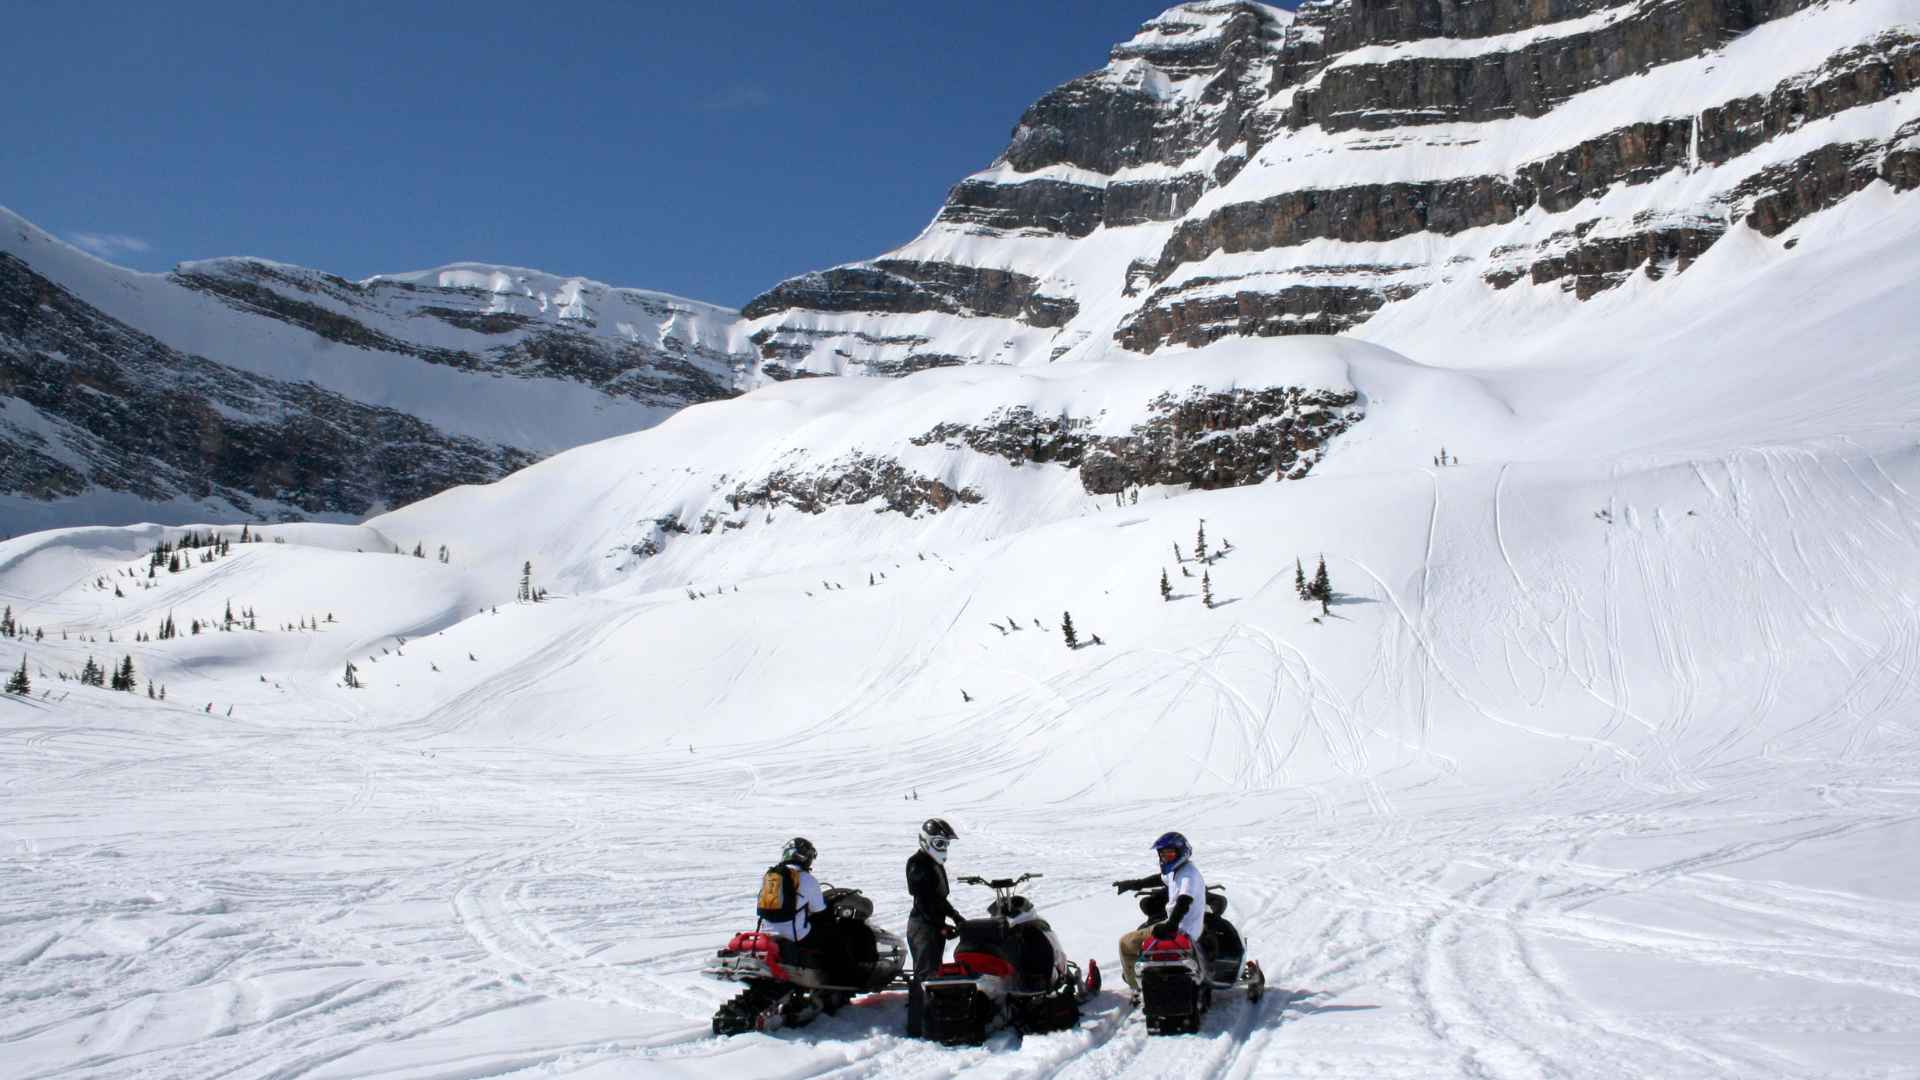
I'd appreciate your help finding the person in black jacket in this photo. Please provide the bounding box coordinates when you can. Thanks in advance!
[904,817,963,1037]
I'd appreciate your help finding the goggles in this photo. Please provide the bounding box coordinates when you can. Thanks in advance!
[925,835,951,852]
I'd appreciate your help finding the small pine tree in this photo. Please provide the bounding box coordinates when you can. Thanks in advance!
[147,679,155,699]
[224,600,235,629]
[1195,520,1207,563]
[240,524,251,543]
[1172,541,1182,564]
[80,656,104,687]
[1160,567,1172,601]
[1202,570,1214,608]
[1311,556,1331,604]
[6,655,28,696]
[0,605,12,636]
[519,561,533,602]
[1061,611,1079,649]
[343,661,361,689]
[118,656,135,693]
[413,542,425,558]
[191,619,202,636]
[1295,558,1309,601]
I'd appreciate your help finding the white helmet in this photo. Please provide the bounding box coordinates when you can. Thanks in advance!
[919,817,958,863]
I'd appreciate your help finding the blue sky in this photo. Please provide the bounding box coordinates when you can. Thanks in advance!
[2,1,1217,308]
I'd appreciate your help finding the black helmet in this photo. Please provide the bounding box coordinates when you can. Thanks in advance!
[782,836,816,870]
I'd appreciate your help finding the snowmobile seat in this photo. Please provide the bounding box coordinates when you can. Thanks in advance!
[1205,885,1228,916]
[823,886,874,922]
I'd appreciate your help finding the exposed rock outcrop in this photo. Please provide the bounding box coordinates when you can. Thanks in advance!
[912,385,1364,493]
[726,454,983,517]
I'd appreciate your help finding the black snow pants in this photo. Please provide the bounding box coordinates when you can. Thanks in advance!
[905,914,946,1037]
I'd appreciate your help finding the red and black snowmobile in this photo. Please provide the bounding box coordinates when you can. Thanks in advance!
[923,872,1099,1044]
[1129,883,1265,1035]
[706,886,906,1035]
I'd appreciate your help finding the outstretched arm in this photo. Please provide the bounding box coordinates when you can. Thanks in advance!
[1112,875,1160,893]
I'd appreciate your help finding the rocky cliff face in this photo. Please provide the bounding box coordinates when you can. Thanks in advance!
[0,211,756,532]
[744,0,1920,368]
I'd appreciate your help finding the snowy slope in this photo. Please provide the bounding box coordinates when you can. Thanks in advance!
[4,156,1920,1078]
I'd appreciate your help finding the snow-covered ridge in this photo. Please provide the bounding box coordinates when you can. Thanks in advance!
[0,207,759,534]
[744,0,1920,376]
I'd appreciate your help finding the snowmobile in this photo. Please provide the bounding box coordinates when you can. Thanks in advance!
[922,872,1099,1045]
[707,885,906,1035]
[1128,882,1265,1035]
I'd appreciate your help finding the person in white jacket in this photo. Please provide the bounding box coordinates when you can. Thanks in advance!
[759,837,828,942]
[1112,831,1208,992]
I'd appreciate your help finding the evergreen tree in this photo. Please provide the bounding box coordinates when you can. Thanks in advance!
[79,656,104,687]
[224,600,235,629]
[159,684,166,700]
[117,656,135,693]
[0,605,12,636]
[1311,556,1331,604]
[1295,558,1310,600]
[1160,567,1172,601]
[1172,541,1182,563]
[413,542,425,558]
[147,680,155,699]
[240,524,251,543]
[343,661,361,689]
[519,561,533,602]
[1202,570,1214,608]
[1195,519,1207,563]
[1061,610,1079,649]
[5,655,28,696]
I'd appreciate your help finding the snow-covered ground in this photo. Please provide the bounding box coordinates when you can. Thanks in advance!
[6,183,1920,1078]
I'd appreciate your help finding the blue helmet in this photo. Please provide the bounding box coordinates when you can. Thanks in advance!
[1151,831,1191,872]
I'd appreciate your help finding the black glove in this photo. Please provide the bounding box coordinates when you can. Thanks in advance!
[1151,920,1178,939]
[1113,880,1132,894]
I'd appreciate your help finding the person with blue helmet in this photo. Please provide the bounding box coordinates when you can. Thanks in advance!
[1111,831,1208,996]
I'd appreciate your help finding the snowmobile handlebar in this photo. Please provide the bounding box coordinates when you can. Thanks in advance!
[957,872,1040,890]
